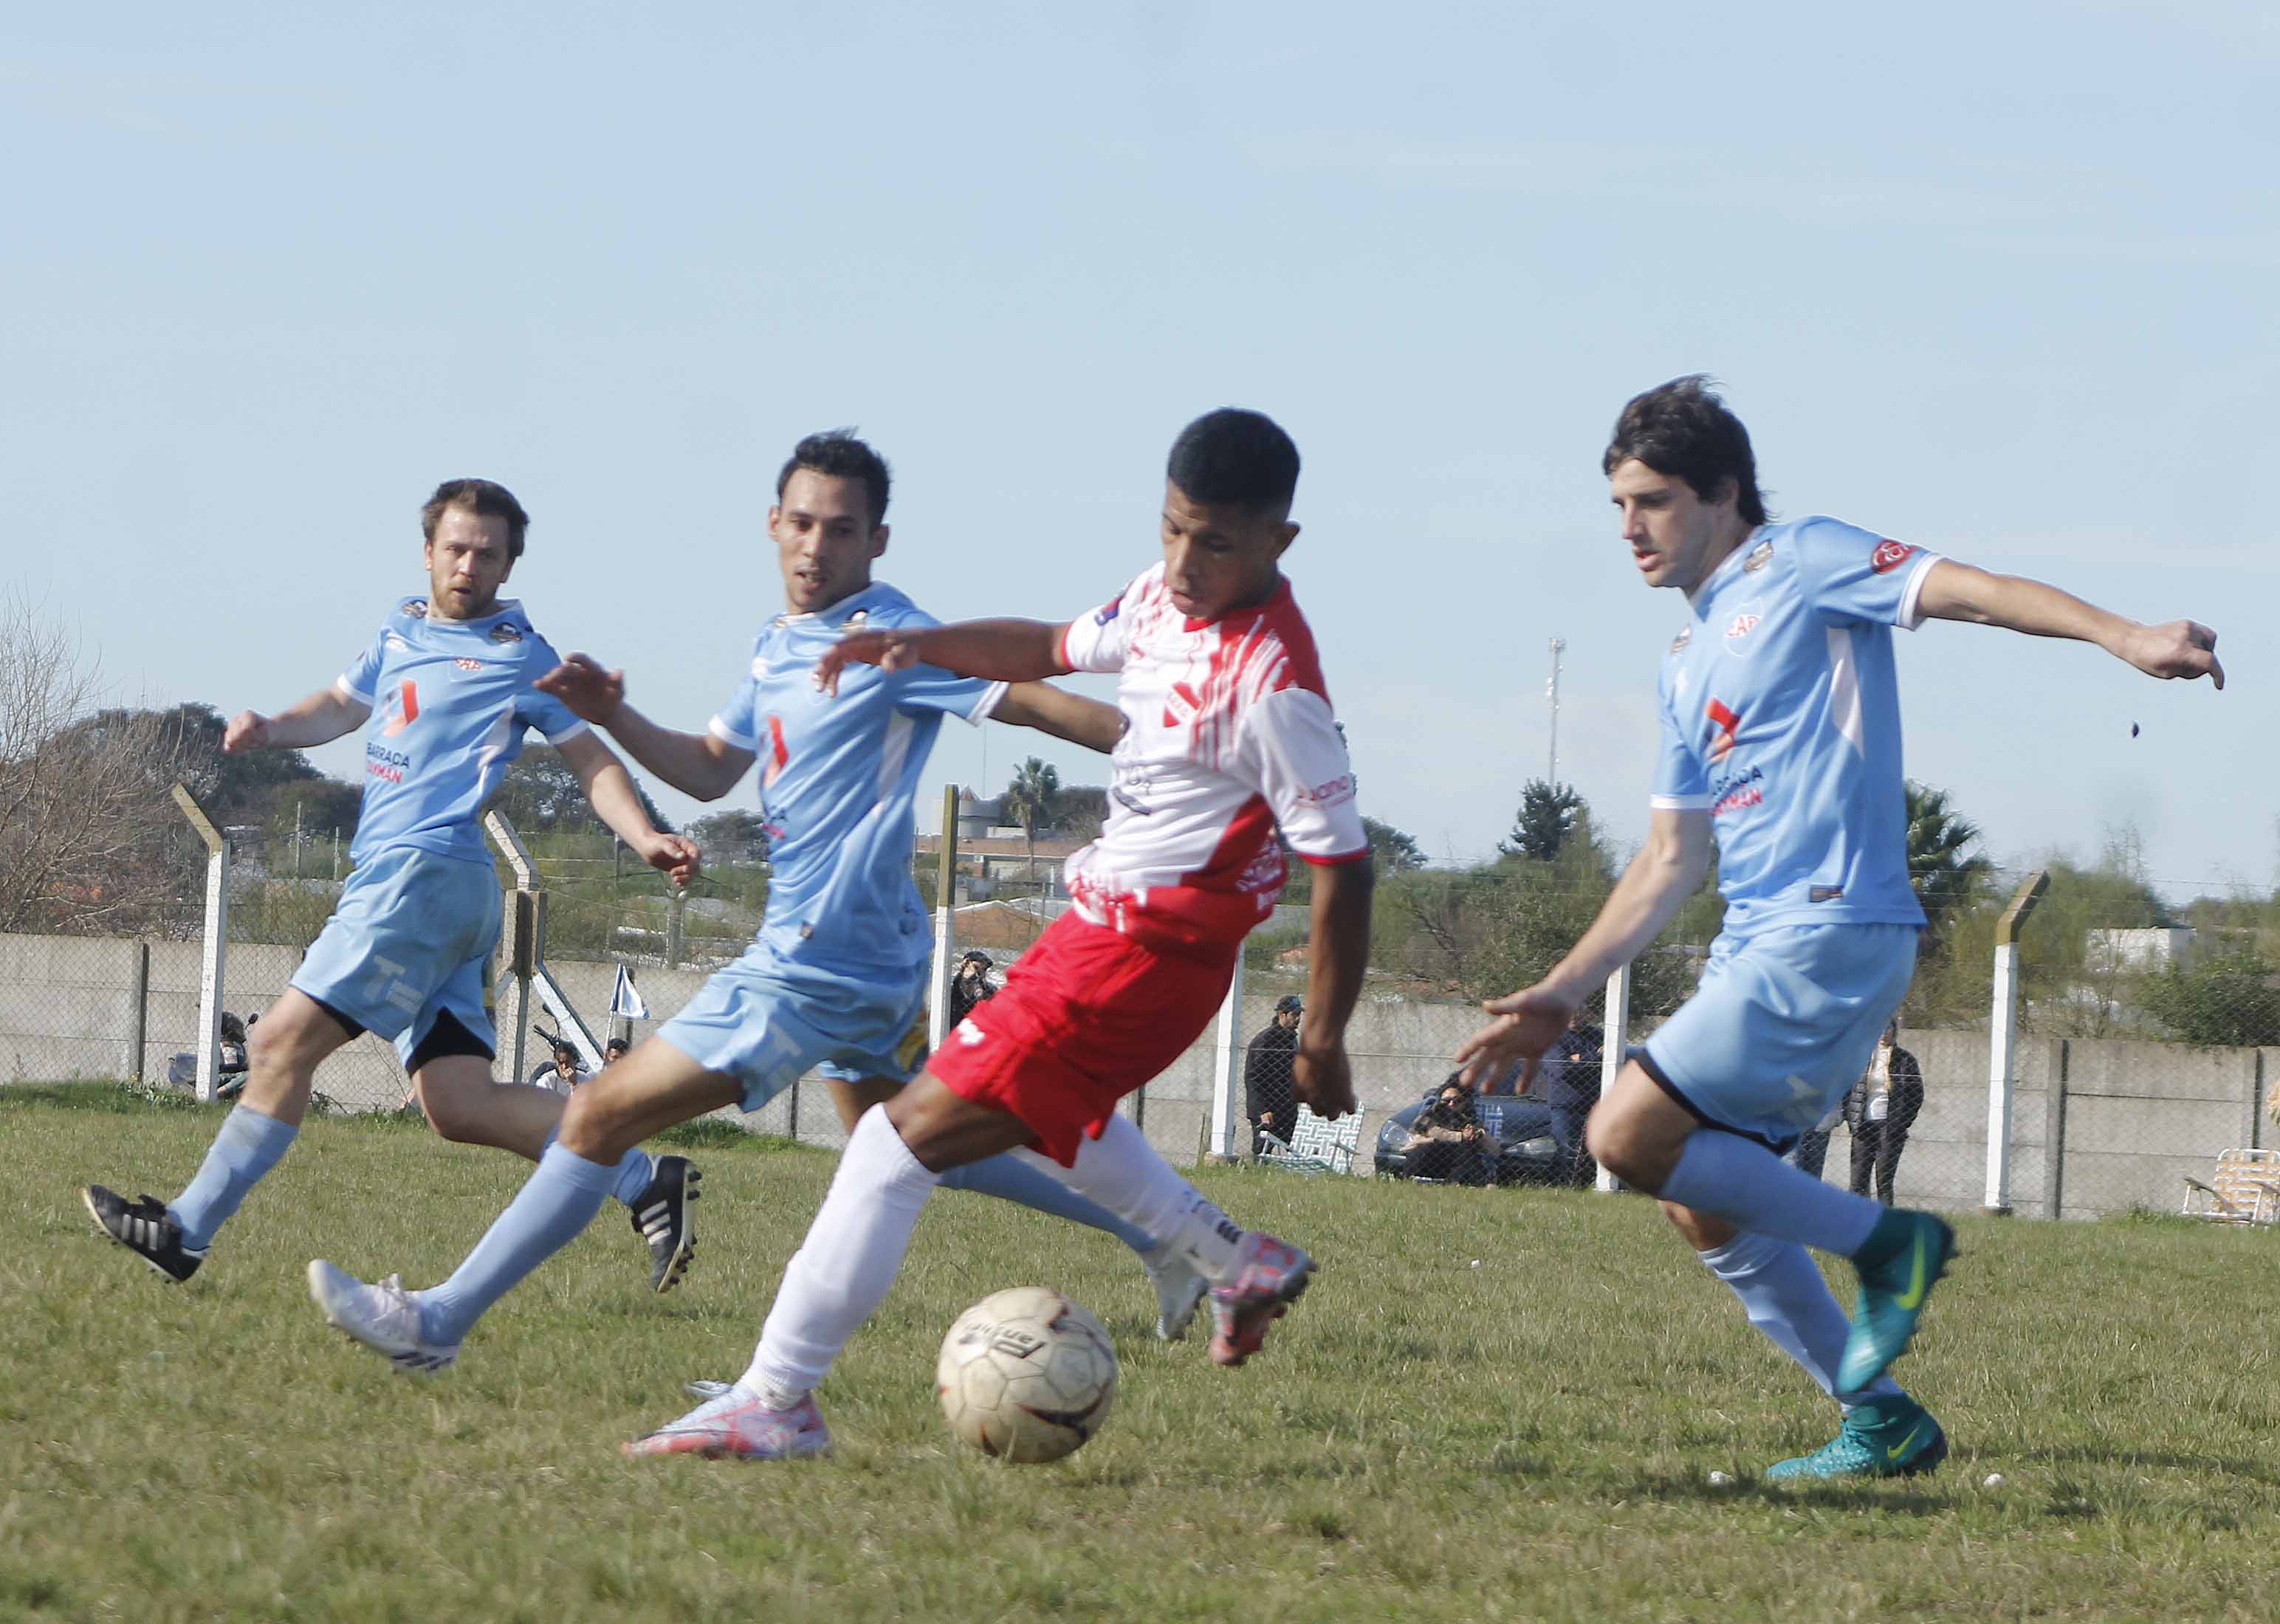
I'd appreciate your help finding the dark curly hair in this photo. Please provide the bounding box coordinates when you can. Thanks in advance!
[1602,375,1768,526]
[778,430,892,529]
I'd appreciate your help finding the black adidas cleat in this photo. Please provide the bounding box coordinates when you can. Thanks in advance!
[83,1186,207,1282]
[631,1155,700,1293]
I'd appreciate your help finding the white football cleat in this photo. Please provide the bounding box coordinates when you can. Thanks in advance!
[623,1385,832,1459]
[1141,1241,1208,1342]
[307,1259,459,1374]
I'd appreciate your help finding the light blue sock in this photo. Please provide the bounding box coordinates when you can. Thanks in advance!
[540,1124,655,1208]
[1658,1130,1884,1258]
[939,1153,1156,1255]
[168,1104,298,1249]
[417,1143,621,1344]
[1700,1231,1904,1406]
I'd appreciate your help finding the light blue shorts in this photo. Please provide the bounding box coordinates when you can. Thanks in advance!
[1640,922,1917,1152]
[290,844,503,1069]
[655,943,929,1113]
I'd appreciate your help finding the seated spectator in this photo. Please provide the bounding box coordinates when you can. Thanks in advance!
[947,949,998,1031]
[528,1037,589,1095]
[1401,1078,1495,1186]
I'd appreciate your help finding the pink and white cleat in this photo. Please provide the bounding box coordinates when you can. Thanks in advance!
[1207,1233,1316,1367]
[622,1385,832,1459]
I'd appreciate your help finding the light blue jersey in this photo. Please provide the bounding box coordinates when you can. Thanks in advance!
[656,582,1000,1107]
[1652,518,1940,938]
[337,596,589,870]
[1641,517,1937,1145]
[707,582,1003,979]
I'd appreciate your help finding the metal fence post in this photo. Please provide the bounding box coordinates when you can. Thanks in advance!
[665,890,686,970]
[926,785,958,1056]
[1207,953,1246,1163]
[2043,1038,2070,1219]
[1985,869,2049,1214]
[171,785,230,1102]
[125,940,150,1084]
[1595,962,1631,1193]
[488,811,541,1085]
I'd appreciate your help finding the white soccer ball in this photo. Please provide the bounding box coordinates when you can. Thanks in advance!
[937,1286,1118,1464]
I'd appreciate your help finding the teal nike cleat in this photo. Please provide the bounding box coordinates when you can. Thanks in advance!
[1837,1209,1957,1394]
[1765,1397,1948,1482]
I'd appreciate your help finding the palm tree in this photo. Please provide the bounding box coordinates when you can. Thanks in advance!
[1001,758,1062,890]
[1905,781,1991,933]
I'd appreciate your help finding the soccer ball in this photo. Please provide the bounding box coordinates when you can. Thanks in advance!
[936,1286,1118,1463]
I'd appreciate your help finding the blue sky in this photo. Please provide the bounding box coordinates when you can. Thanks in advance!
[6,4,2272,898]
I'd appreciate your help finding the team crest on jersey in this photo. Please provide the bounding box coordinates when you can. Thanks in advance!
[1743,540,1773,572]
[1721,601,1765,656]
[402,598,429,619]
[453,657,484,672]
[487,622,524,644]
[1668,627,1692,654]
[1869,539,1917,575]
[1161,680,1202,729]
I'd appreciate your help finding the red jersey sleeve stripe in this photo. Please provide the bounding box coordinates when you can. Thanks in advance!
[1297,847,1372,867]
[1054,621,1077,673]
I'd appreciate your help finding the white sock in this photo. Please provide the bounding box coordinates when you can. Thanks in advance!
[1017,1113,1245,1284]
[1699,1230,1903,1407]
[741,1106,938,1402]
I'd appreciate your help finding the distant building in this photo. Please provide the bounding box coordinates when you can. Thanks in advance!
[2087,928,2196,975]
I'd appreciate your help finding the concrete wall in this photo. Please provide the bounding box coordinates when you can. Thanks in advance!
[4,931,2268,1214]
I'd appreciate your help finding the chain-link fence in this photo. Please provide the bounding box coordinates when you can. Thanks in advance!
[6,806,2276,1223]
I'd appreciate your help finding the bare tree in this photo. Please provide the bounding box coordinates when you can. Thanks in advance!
[0,591,185,935]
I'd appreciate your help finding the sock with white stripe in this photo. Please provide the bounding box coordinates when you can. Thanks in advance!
[416,1141,622,1344]
[1699,1230,1903,1407]
[168,1104,298,1250]
[743,1106,938,1403]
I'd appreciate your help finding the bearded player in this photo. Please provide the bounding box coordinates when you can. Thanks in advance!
[84,479,703,1293]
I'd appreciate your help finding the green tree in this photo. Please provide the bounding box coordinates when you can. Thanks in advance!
[1904,780,1992,937]
[2138,949,2280,1047]
[687,808,770,865]
[1002,757,1061,887]
[487,749,673,836]
[1362,816,1426,873]
[1501,780,1583,862]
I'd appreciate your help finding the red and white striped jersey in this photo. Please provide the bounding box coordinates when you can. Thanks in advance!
[1054,563,1367,952]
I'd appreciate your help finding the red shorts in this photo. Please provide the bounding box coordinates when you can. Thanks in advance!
[930,910,1237,1166]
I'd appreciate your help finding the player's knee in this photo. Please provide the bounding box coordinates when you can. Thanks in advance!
[1585,1105,1652,1186]
[250,1002,332,1076]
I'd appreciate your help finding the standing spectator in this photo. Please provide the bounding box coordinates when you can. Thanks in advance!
[1243,994,1302,1158]
[604,1036,631,1069]
[1843,1021,1924,1202]
[1537,1023,1604,1186]
[1401,1078,1496,1186]
[528,1036,589,1095]
[947,950,998,1031]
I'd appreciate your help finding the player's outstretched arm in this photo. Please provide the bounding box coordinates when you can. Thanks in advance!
[223,684,371,754]
[555,730,701,887]
[1456,809,1711,1088]
[1915,561,2223,689]
[1291,856,1376,1120]
[814,619,1071,695]
[537,654,755,802]
[989,684,1124,754]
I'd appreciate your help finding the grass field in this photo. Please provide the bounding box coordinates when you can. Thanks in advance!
[4,1083,2276,1622]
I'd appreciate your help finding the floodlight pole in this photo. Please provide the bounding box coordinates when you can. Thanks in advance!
[171,785,230,1102]
[1984,870,2049,1214]
[1546,638,1565,786]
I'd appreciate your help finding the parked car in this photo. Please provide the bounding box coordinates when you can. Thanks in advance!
[1373,1087,1580,1186]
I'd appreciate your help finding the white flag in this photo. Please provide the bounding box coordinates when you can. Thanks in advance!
[608,964,649,1020]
